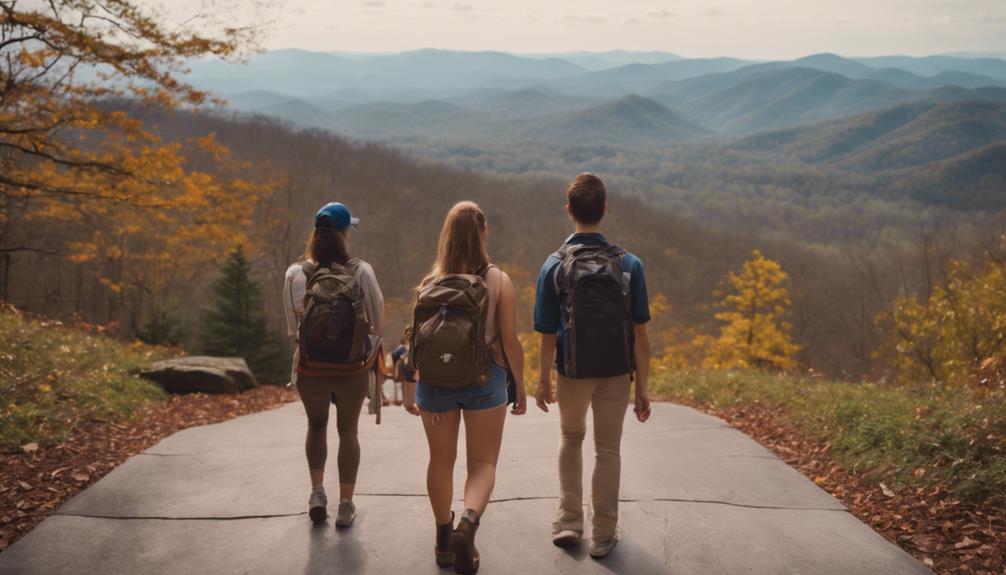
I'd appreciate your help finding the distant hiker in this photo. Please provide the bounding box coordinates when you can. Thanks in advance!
[412,201,527,574]
[294,202,385,528]
[283,259,307,387]
[392,326,420,414]
[533,173,652,558]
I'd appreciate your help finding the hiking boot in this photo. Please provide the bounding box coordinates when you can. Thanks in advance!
[552,529,582,548]
[450,509,480,574]
[588,529,620,559]
[435,512,455,567]
[335,499,356,528]
[308,488,328,524]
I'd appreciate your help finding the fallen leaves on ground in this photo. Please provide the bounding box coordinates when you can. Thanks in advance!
[691,403,1005,575]
[0,385,296,553]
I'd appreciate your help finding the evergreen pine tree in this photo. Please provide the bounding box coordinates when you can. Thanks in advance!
[198,246,285,383]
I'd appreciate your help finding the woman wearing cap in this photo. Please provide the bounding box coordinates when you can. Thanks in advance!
[292,202,384,528]
[415,201,527,574]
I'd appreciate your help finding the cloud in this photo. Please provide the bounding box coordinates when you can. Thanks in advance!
[648,9,677,19]
[978,12,1006,23]
[563,12,608,24]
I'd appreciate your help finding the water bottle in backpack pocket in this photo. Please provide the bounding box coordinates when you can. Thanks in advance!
[410,267,496,388]
[555,244,634,378]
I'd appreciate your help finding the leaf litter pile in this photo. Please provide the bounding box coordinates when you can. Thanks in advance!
[701,403,1004,575]
[0,386,296,552]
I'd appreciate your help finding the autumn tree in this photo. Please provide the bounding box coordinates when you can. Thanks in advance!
[705,250,799,370]
[0,0,272,326]
[882,256,1006,387]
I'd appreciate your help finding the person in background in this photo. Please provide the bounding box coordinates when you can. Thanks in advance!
[393,326,420,415]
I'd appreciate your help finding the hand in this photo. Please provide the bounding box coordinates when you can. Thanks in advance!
[535,381,554,413]
[511,384,527,415]
[634,390,651,423]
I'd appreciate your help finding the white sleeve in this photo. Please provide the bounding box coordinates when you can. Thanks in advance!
[357,261,385,343]
[283,263,306,339]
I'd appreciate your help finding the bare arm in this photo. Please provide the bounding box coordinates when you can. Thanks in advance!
[497,270,526,415]
[536,333,557,412]
[633,323,651,423]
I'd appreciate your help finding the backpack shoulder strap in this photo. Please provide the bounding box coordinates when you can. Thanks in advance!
[301,261,320,283]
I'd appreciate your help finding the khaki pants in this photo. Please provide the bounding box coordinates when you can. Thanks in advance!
[554,373,631,540]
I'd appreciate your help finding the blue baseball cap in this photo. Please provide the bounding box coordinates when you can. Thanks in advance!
[314,202,359,231]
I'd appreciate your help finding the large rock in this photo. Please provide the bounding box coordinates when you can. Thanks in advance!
[140,356,258,394]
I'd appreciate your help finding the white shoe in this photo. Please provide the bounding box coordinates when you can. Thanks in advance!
[588,532,619,558]
[308,488,328,524]
[552,529,582,548]
[335,499,356,528]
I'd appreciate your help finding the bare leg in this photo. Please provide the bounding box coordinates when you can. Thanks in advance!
[462,404,507,517]
[421,409,462,523]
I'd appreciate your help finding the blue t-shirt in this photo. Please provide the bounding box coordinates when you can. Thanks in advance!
[392,344,416,381]
[533,233,650,376]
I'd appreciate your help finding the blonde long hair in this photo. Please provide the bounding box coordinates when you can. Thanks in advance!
[419,201,490,288]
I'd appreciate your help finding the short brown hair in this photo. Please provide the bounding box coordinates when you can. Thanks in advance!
[566,173,606,225]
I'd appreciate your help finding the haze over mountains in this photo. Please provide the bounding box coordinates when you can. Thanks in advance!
[189,48,1006,246]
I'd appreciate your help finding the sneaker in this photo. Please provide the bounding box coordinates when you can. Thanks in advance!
[552,529,582,548]
[588,532,619,558]
[335,499,356,528]
[450,509,480,574]
[308,488,328,524]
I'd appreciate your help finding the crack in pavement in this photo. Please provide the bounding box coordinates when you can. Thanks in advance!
[53,494,847,521]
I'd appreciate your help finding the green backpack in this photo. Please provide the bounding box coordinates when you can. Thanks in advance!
[410,266,497,388]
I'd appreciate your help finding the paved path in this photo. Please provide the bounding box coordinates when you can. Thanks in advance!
[0,401,930,574]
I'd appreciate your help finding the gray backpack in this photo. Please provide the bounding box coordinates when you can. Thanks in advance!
[410,266,497,388]
[299,259,372,366]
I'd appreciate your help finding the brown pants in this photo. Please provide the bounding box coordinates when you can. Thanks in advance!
[296,371,369,485]
[554,373,631,540]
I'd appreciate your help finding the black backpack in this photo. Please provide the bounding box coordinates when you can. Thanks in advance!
[410,266,497,388]
[299,259,372,366]
[553,244,633,378]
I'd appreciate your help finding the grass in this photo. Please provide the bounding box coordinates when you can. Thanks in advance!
[0,308,173,448]
[651,369,1006,507]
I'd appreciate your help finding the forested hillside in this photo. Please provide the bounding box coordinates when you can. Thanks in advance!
[201,50,1006,251]
[6,105,1001,378]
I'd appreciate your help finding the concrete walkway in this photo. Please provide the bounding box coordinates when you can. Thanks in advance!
[0,402,930,574]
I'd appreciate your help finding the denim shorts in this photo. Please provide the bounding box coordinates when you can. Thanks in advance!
[416,362,508,413]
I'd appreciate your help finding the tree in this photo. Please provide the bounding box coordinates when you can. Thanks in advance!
[882,257,1006,387]
[198,246,284,382]
[0,0,272,325]
[705,250,799,370]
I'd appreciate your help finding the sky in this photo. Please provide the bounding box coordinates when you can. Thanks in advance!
[152,0,1006,59]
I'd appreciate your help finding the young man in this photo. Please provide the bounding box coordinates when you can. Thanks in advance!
[533,172,652,558]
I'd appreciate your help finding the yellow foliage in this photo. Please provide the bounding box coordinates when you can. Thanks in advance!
[1,0,265,306]
[705,250,799,370]
[882,258,1006,387]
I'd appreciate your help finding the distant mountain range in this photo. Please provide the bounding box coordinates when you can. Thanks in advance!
[196,49,1006,140]
[190,49,1006,217]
